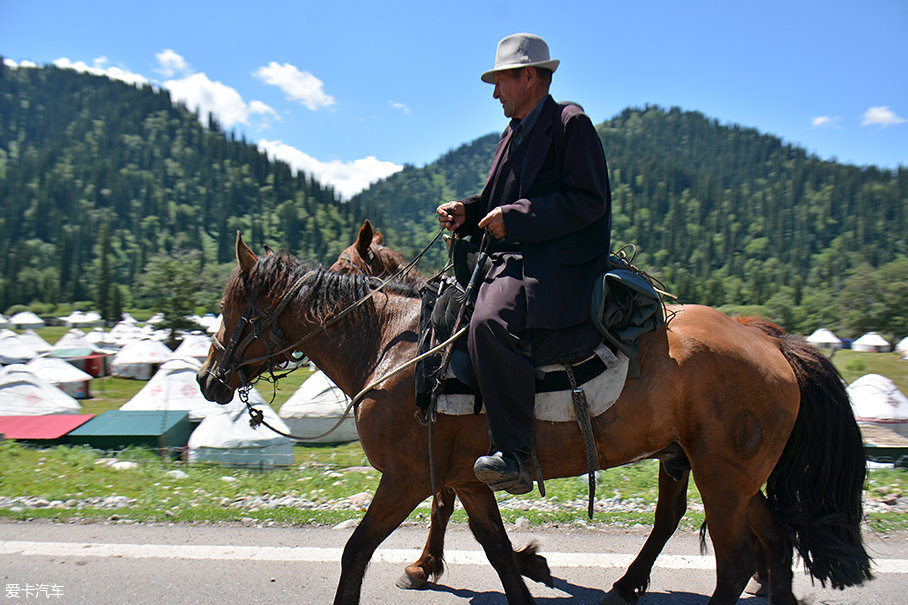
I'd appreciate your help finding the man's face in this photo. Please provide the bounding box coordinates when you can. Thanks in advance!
[493,69,533,119]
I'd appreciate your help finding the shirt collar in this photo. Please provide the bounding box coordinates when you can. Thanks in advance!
[509,95,550,147]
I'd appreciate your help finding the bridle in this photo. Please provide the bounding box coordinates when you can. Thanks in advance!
[208,270,316,395]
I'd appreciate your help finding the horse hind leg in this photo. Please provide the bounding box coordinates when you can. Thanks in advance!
[746,491,798,605]
[692,469,761,605]
[603,463,690,605]
[397,487,456,589]
[398,487,553,591]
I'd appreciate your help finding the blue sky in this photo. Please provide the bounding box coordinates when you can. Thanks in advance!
[2,0,906,198]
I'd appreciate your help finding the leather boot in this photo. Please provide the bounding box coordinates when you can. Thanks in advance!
[473,450,533,494]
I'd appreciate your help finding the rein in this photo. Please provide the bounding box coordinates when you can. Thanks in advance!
[209,229,446,440]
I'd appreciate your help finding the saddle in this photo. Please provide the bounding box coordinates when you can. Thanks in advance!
[414,240,666,415]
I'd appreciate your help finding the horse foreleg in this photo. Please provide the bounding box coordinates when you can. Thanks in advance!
[746,492,797,605]
[603,464,690,605]
[397,487,456,589]
[455,484,539,604]
[334,475,427,605]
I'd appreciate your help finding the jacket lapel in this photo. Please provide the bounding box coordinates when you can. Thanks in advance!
[479,127,513,201]
[519,96,556,196]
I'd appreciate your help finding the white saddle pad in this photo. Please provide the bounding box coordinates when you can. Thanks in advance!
[436,343,629,422]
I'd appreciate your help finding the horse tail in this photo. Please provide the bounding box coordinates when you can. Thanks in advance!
[741,317,872,589]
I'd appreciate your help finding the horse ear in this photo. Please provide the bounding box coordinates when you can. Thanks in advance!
[372,230,384,245]
[356,220,374,255]
[236,231,257,274]
[263,244,275,256]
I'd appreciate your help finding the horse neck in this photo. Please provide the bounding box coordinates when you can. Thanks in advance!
[288,292,419,397]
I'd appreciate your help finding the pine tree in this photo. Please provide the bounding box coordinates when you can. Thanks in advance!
[95,224,111,317]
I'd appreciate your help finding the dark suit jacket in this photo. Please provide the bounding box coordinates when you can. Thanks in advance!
[458,95,612,330]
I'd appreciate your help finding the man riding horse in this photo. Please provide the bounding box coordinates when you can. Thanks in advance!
[437,33,611,495]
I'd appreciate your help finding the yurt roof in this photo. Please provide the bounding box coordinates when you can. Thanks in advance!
[806,328,841,344]
[113,339,173,364]
[27,356,93,383]
[119,355,264,420]
[848,374,908,421]
[9,311,45,327]
[853,332,891,346]
[0,364,81,415]
[0,334,39,364]
[18,330,52,354]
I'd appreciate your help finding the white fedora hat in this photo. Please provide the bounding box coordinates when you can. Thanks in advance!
[481,33,560,84]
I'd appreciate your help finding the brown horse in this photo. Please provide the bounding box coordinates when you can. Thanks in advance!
[199,234,872,604]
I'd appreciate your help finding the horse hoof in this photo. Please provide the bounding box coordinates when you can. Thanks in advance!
[601,587,636,605]
[744,576,768,597]
[396,566,428,590]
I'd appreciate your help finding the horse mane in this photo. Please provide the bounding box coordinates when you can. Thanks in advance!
[229,250,420,325]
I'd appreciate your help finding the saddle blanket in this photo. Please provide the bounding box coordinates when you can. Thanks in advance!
[436,343,629,422]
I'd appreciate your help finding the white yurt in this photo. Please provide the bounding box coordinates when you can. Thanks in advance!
[111,339,174,379]
[50,329,97,358]
[896,337,908,356]
[806,328,842,351]
[18,330,52,355]
[187,402,294,468]
[171,333,213,362]
[9,311,45,330]
[0,364,81,415]
[852,332,891,353]
[109,321,144,348]
[61,311,101,328]
[0,314,9,329]
[279,370,358,443]
[27,356,93,399]
[84,328,116,350]
[0,333,39,365]
[119,355,265,420]
[848,374,908,436]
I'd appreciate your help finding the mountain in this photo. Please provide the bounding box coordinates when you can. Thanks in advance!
[1,63,906,336]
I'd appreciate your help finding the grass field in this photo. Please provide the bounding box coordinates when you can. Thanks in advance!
[2,327,906,530]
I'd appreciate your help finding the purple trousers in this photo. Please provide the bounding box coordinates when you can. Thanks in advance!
[468,253,535,454]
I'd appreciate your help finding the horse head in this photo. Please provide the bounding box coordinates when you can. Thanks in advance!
[330,219,403,277]
[197,232,307,404]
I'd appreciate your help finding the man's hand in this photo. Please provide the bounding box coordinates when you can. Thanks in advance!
[437,201,465,231]
[478,207,506,240]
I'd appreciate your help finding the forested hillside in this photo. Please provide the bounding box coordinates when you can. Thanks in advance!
[1,64,906,338]
[0,63,366,317]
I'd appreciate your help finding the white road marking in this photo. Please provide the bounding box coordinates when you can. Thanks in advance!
[2,540,908,573]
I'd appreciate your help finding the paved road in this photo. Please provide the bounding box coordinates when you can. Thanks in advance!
[2,520,906,604]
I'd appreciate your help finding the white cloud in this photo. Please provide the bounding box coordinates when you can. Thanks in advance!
[4,58,37,69]
[389,101,411,114]
[862,106,905,127]
[811,115,839,127]
[154,49,190,78]
[257,139,403,199]
[253,62,335,110]
[53,56,147,86]
[164,72,276,128]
